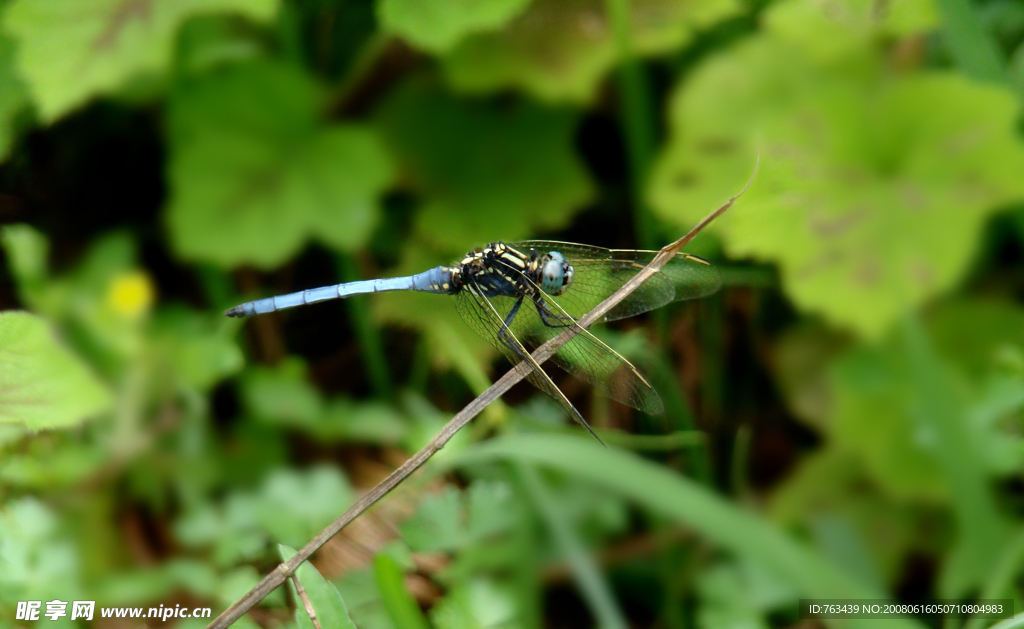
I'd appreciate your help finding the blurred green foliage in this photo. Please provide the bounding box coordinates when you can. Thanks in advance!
[648,0,1024,337]
[3,0,278,123]
[0,310,111,428]
[168,60,394,267]
[1,0,1024,627]
[438,0,740,102]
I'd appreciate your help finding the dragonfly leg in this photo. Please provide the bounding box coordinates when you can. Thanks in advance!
[467,283,605,446]
[534,296,576,329]
[497,296,527,357]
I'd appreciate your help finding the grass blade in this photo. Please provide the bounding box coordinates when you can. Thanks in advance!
[374,552,430,629]
[902,316,1007,595]
[451,433,927,629]
[516,463,629,629]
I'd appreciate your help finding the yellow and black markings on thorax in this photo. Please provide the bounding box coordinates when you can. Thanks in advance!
[431,242,552,299]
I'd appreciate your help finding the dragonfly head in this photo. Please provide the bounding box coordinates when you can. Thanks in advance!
[540,251,573,296]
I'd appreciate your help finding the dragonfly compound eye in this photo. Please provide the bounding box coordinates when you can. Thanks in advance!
[541,251,572,295]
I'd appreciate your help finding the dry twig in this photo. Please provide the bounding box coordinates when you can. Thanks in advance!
[289,574,322,629]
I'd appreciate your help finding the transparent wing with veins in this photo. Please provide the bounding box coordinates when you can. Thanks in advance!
[452,276,604,442]
[485,255,664,415]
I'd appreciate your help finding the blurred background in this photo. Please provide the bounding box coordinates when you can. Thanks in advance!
[2,0,1024,627]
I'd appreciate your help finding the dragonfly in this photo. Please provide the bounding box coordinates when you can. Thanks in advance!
[225,241,722,442]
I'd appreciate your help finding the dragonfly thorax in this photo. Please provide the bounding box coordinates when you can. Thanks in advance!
[451,242,574,298]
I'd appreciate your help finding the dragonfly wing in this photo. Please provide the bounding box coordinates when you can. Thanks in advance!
[526,297,664,415]
[508,241,722,321]
[452,279,604,442]
[486,256,664,415]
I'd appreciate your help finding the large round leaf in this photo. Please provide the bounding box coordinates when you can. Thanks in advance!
[378,0,531,53]
[648,2,1024,338]
[166,61,393,268]
[2,0,277,122]
[0,311,112,430]
[442,0,739,103]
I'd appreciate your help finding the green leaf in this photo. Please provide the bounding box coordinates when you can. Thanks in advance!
[449,434,925,629]
[217,565,262,607]
[0,311,112,429]
[167,60,393,268]
[378,0,530,53]
[0,424,27,448]
[92,559,219,604]
[928,300,1024,382]
[375,79,592,251]
[649,26,1024,337]
[0,224,49,308]
[0,498,83,603]
[697,563,770,629]
[932,0,1006,84]
[768,304,1024,593]
[374,552,431,629]
[334,568,399,629]
[254,466,353,547]
[968,375,1024,475]
[174,497,268,567]
[442,0,740,102]
[764,0,937,63]
[280,545,358,629]
[175,14,266,77]
[323,399,407,444]
[769,449,916,586]
[243,379,407,443]
[0,442,105,488]
[901,316,1006,596]
[517,463,628,629]
[429,579,517,629]
[830,340,949,499]
[696,559,800,629]
[400,481,517,555]
[466,481,515,540]
[828,301,1024,500]
[152,305,243,391]
[241,357,325,428]
[0,31,31,162]
[400,486,464,552]
[176,465,353,566]
[1,0,278,122]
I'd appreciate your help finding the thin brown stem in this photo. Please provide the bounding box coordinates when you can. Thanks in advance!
[206,162,756,629]
[290,574,322,629]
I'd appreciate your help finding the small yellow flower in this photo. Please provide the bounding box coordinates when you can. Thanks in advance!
[106,271,154,320]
